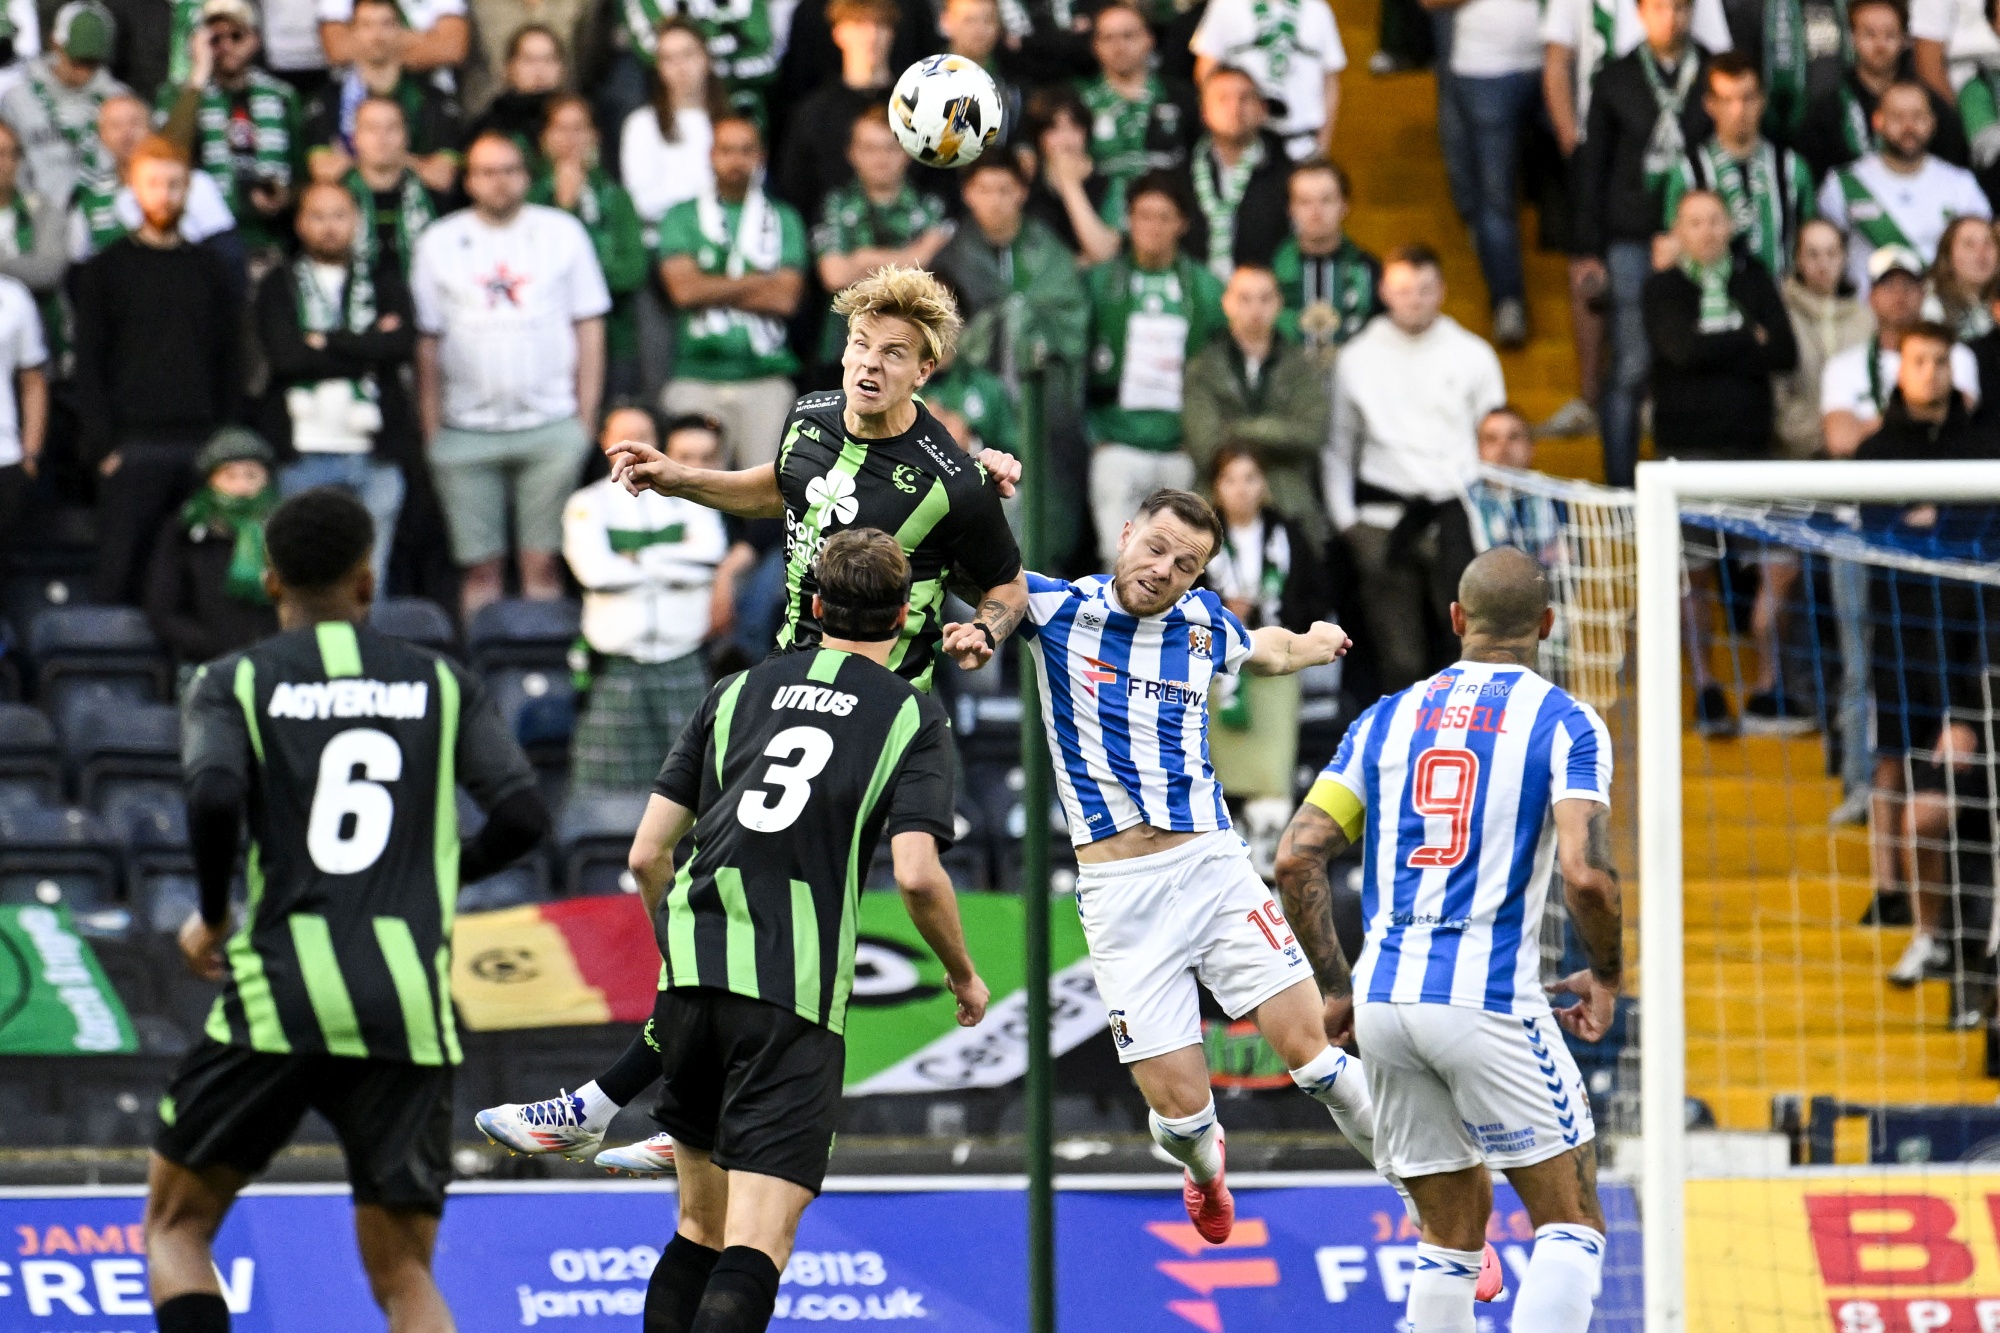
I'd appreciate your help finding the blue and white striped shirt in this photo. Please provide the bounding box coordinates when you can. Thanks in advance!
[1308,661,1612,1015]
[1019,573,1254,846]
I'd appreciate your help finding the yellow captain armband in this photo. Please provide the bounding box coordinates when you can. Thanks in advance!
[1304,778,1364,843]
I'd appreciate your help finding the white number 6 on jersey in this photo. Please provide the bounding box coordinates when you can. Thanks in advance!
[308,728,403,874]
[737,726,836,833]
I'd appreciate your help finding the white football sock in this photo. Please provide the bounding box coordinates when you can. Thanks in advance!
[1291,1046,1376,1160]
[1148,1102,1224,1183]
[1407,1243,1482,1333]
[1511,1223,1605,1332]
[574,1081,619,1132]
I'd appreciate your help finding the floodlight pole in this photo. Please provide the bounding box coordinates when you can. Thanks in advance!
[1016,365,1055,1333]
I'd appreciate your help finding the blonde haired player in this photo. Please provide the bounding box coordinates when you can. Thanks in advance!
[1276,546,1619,1331]
[476,266,1034,1167]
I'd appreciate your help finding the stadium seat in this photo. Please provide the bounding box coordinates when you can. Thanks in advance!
[0,702,61,809]
[484,666,578,770]
[132,868,245,937]
[0,805,125,933]
[466,598,581,673]
[458,862,554,913]
[70,700,181,807]
[28,605,168,716]
[372,597,459,657]
[556,790,650,896]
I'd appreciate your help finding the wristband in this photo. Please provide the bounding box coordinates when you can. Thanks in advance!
[971,622,997,652]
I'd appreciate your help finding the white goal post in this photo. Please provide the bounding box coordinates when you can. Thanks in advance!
[1635,458,2000,1333]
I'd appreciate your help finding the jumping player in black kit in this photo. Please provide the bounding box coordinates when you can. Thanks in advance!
[477,265,1024,1167]
[143,490,549,1333]
[630,529,988,1333]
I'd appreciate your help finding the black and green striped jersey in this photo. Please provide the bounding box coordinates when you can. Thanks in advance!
[774,390,1022,692]
[652,647,955,1035]
[181,622,537,1065]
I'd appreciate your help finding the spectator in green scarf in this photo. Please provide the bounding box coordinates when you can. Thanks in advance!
[532,93,647,397]
[143,426,282,670]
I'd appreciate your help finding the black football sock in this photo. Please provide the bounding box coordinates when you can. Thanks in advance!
[689,1245,782,1333]
[155,1292,231,1333]
[599,1028,663,1106]
[643,1233,722,1333]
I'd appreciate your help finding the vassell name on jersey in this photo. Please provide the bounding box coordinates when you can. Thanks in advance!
[653,646,957,1034]
[775,390,1022,692]
[183,621,537,1065]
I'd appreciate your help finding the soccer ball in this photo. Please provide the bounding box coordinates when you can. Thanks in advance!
[890,55,1001,169]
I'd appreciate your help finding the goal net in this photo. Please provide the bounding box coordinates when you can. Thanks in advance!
[1629,459,2000,1333]
[1466,461,2000,1332]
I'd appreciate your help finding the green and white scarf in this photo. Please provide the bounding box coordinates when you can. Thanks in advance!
[1682,252,1742,332]
[344,168,433,275]
[26,65,106,158]
[294,256,379,404]
[1839,82,1874,159]
[193,72,295,202]
[1763,0,1847,139]
[689,185,786,356]
[1192,133,1263,282]
[72,170,124,253]
[1639,46,1698,193]
[1696,139,1787,275]
[1835,166,1920,252]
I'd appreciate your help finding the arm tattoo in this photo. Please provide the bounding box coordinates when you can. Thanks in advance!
[1585,807,1620,884]
[975,595,1025,644]
[1275,805,1355,998]
[1573,807,1624,985]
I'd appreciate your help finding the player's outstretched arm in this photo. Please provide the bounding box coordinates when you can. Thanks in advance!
[941,571,1029,670]
[605,439,785,519]
[889,831,989,1027]
[628,794,698,919]
[1244,621,1353,677]
[1550,800,1623,1042]
[1273,802,1358,1047]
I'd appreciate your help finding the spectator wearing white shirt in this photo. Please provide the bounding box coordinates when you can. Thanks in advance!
[620,18,724,246]
[1818,80,1991,293]
[1191,0,1345,159]
[1327,244,1505,691]
[1821,243,1981,453]
[0,266,46,551]
[1428,0,1543,347]
[317,0,468,82]
[413,130,611,616]
[565,407,753,793]
[1911,0,2000,103]
[0,1,128,211]
[1539,0,1731,438]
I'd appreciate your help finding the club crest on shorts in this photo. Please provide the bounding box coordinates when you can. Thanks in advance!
[1187,626,1213,659]
[1108,1009,1134,1050]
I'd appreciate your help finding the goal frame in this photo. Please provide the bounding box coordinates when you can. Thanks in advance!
[1635,458,2000,1333]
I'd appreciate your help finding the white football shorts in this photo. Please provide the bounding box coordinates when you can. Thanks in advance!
[1074,830,1312,1064]
[1354,999,1596,1177]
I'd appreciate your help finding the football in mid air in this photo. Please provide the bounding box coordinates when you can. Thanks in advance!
[890,55,1001,169]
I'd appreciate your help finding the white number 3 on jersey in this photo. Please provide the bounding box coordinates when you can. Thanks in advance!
[307,728,403,874]
[737,726,836,833]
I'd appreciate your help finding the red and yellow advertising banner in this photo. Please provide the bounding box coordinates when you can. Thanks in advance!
[450,895,660,1030]
[1689,1172,2000,1332]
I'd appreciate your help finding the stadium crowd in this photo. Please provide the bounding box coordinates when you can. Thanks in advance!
[0,0,1996,1002]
